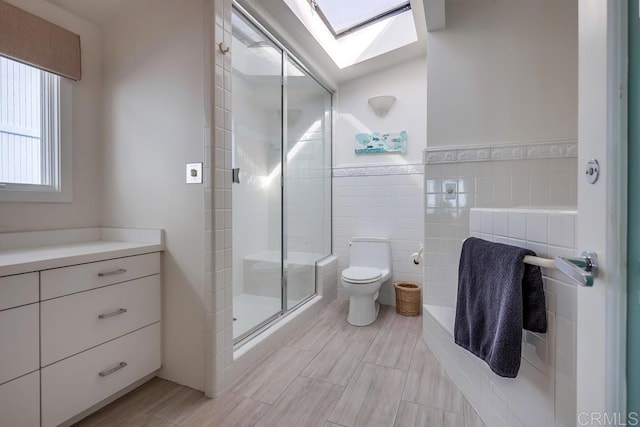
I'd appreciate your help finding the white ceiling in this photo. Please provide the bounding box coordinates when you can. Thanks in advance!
[45,0,135,25]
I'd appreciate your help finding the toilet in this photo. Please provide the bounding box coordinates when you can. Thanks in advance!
[342,237,392,326]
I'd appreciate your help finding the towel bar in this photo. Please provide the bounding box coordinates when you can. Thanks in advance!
[523,255,556,269]
[523,252,598,287]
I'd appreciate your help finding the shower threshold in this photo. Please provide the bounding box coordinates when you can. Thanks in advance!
[233,293,315,347]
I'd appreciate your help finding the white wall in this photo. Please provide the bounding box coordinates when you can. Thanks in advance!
[101,0,206,391]
[334,58,426,304]
[422,1,578,424]
[335,57,427,166]
[0,0,102,232]
[333,174,424,304]
[423,155,577,309]
[421,0,578,315]
[427,0,578,147]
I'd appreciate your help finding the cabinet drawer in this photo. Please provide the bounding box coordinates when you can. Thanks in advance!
[0,272,38,311]
[0,304,39,384]
[41,322,161,427]
[41,252,160,300]
[0,371,39,427]
[41,274,161,366]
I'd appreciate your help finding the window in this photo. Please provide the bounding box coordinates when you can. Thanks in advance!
[0,56,71,202]
[309,0,411,37]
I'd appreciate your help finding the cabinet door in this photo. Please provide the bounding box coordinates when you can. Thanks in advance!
[0,304,39,384]
[0,371,40,427]
[0,272,38,311]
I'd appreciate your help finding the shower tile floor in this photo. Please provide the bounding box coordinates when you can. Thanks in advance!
[75,299,485,427]
[233,294,299,338]
[233,294,280,339]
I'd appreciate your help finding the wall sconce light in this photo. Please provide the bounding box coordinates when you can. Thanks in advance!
[368,95,396,117]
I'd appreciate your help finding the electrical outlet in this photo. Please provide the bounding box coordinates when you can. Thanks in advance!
[444,182,457,200]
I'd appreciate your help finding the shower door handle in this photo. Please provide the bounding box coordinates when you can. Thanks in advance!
[232,168,240,184]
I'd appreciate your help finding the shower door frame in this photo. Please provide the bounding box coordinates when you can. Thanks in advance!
[232,3,334,346]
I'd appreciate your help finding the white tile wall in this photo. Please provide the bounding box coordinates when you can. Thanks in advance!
[284,111,332,257]
[208,0,235,395]
[333,172,424,304]
[425,207,578,427]
[260,105,331,260]
[230,72,273,297]
[423,157,577,308]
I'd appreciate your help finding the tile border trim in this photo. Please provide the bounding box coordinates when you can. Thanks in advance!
[423,139,578,164]
[332,163,424,177]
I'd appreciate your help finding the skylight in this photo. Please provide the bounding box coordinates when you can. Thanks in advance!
[310,0,411,37]
[285,0,419,69]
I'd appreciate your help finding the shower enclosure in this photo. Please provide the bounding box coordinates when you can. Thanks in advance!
[231,7,332,343]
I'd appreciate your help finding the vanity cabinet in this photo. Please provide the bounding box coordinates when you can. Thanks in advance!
[0,236,162,427]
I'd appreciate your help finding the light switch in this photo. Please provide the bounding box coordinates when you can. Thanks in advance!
[186,163,203,184]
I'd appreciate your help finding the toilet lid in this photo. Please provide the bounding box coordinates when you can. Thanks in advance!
[342,267,382,283]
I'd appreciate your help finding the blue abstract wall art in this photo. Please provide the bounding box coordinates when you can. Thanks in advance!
[355,131,408,154]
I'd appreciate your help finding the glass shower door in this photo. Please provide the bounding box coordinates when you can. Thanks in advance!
[284,58,332,309]
[231,11,283,340]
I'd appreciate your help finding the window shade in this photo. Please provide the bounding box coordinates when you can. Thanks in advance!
[0,0,81,81]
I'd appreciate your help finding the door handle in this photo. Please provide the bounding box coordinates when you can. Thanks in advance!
[554,251,598,287]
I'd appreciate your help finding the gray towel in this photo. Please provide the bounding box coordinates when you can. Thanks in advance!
[454,237,547,378]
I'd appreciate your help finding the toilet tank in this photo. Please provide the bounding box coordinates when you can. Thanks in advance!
[349,237,391,270]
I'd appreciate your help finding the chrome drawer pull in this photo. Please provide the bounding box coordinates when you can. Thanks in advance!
[98,268,127,277]
[99,362,128,377]
[98,308,127,319]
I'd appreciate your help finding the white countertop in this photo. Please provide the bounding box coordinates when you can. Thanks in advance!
[0,228,164,276]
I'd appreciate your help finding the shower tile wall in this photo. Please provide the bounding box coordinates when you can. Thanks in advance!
[231,74,273,297]
[333,166,424,305]
[283,141,332,256]
[266,104,332,257]
[257,99,331,304]
[424,150,577,308]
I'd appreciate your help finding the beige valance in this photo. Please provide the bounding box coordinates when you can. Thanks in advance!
[0,0,81,80]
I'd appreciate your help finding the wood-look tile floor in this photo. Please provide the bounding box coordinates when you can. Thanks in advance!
[76,300,485,427]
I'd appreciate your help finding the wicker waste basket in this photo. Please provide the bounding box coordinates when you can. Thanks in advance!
[394,282,421,316]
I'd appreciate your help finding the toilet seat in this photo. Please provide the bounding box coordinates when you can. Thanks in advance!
[342,267,382,284]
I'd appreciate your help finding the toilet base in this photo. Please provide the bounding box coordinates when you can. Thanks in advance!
[347,295,380,326]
